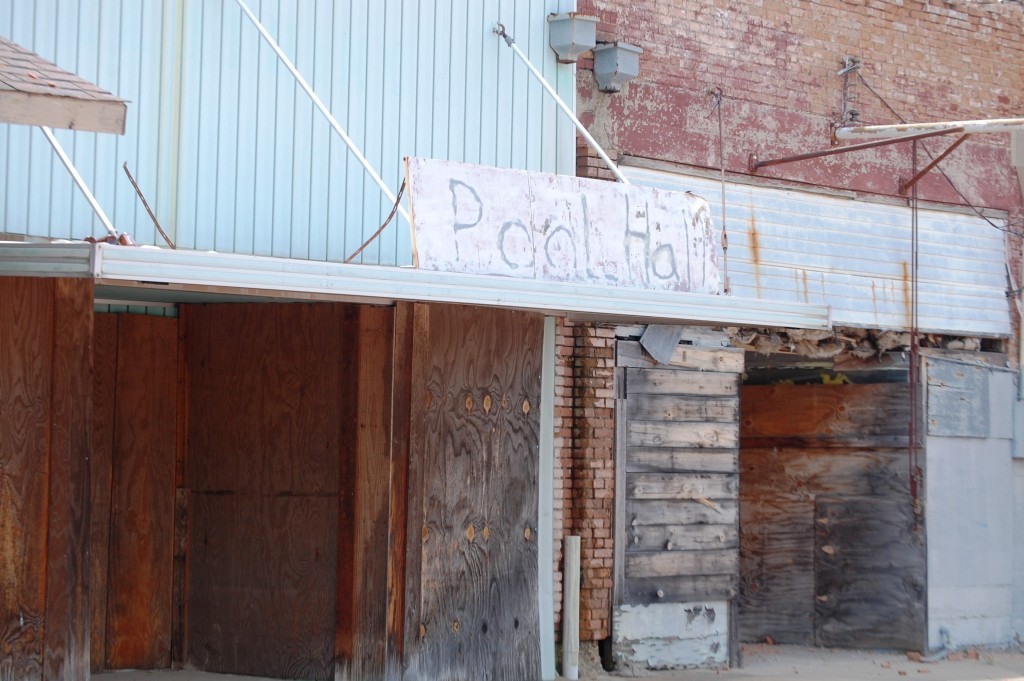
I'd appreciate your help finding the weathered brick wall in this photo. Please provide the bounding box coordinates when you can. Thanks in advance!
[577,0,1024,213]
[553,319,617,641]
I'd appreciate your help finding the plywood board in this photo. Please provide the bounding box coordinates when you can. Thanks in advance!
[406,157,719,293]
[741,447,909,500]
[814,496,925,650]
[184,303,350,680]
[741,384,910,448]
[406,304,542,681]
[106,315,178,670]
[187,493,338,680]
[738,500,815,644]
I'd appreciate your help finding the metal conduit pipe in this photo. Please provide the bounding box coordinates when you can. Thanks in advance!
[494,23,629,185]
[836,116,1024,141]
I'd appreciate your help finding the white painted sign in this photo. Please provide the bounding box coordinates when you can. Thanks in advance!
[406,157,720,294]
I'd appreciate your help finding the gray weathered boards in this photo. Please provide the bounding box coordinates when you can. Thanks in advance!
[615,340,743,607]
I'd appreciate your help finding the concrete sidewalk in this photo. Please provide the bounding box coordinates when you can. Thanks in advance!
[91,644,1024,681]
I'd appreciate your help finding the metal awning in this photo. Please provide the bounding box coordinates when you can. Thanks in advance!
[0,36,127,134]
[0,242,831,329]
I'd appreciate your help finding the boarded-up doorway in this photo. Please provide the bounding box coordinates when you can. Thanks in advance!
[739,371,925,651]
[612,339,743,669]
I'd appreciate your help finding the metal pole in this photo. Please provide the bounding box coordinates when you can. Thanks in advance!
[750,127,963,172]
[494,24,629,185]
[40,125,118,238]
[234,0,411,225]
[836,116,1024,142]
[562,535,581,681]
[898,134,970,195]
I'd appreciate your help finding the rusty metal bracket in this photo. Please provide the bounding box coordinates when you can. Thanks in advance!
[898,134,970,195]
[749,127,964,173]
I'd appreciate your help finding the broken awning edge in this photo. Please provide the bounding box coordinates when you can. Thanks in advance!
[0,241,831,329]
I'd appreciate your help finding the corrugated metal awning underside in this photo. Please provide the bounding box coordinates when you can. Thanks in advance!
[0,242,830,329]
[625,165,1013,337]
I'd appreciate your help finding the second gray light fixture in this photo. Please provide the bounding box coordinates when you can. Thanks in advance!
[547,13,642,93]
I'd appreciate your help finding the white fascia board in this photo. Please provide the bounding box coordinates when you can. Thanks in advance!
[92,245,829,329]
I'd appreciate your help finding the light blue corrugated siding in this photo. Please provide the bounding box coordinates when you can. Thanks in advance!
[1,0,576,266]
[625,165,1013,337]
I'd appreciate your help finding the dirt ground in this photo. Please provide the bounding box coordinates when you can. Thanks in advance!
[92,644,1024,681]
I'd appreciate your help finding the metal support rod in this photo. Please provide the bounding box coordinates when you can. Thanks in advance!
[494,23,629,185]
[836,116,1024,142]
[899,134,970,195]
[749,127,963,172]
[234,0,410,225]
[40,125,118,238]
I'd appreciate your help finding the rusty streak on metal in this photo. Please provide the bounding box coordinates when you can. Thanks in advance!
[748,127,965,172]
[898,134,970,195]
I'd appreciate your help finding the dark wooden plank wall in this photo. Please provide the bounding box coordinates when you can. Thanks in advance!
[104,316,178,669]
[184,303,346,681]
[0,277,93,681]
[739,383,924,650]
[89,314,118,673]
[401,303,543,681]
[616,340,743,606]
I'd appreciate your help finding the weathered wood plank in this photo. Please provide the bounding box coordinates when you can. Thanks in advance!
[626,367,739,396]
[0,278,54,681]
[741,384,910,448]
[627,473,737,501]
[814,496,925,650]
[627,420,738,448]
[623,576,738,604]
[45,278,94,681]
[626,524,738,552]
[387,302,415,678]
[738,500,814,645]
[626,394,738,423]
[171,308,190,670]
[347,305,394,681]
[627,499,738,527]
[618,340,744,372]
[626,447,737,474]
[740,447,910,500]
[335,307,360,680]
[407,304,542,681]
[105,315,177,670]
[89,314,118,673]
[626,549,738,579]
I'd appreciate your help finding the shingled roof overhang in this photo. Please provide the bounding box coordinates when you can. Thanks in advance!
[0,36,126,134]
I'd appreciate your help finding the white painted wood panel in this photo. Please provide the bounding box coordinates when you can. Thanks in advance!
[407,157,720,292]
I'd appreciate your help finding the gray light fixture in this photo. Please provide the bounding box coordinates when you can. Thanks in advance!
[593,41,643,93]
[547,13,598,64]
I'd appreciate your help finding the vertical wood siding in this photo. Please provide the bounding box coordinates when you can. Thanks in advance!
[0,0,575,265]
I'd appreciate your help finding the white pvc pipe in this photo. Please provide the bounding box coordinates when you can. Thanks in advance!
[40,126,118,238]
[234,0,411,225]
[562,535,581,681]
[495,25,629,185]
[836,116,1024,141]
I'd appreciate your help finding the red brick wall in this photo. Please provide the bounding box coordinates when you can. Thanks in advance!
[577,0,1024,214]
[553,319,617,641]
